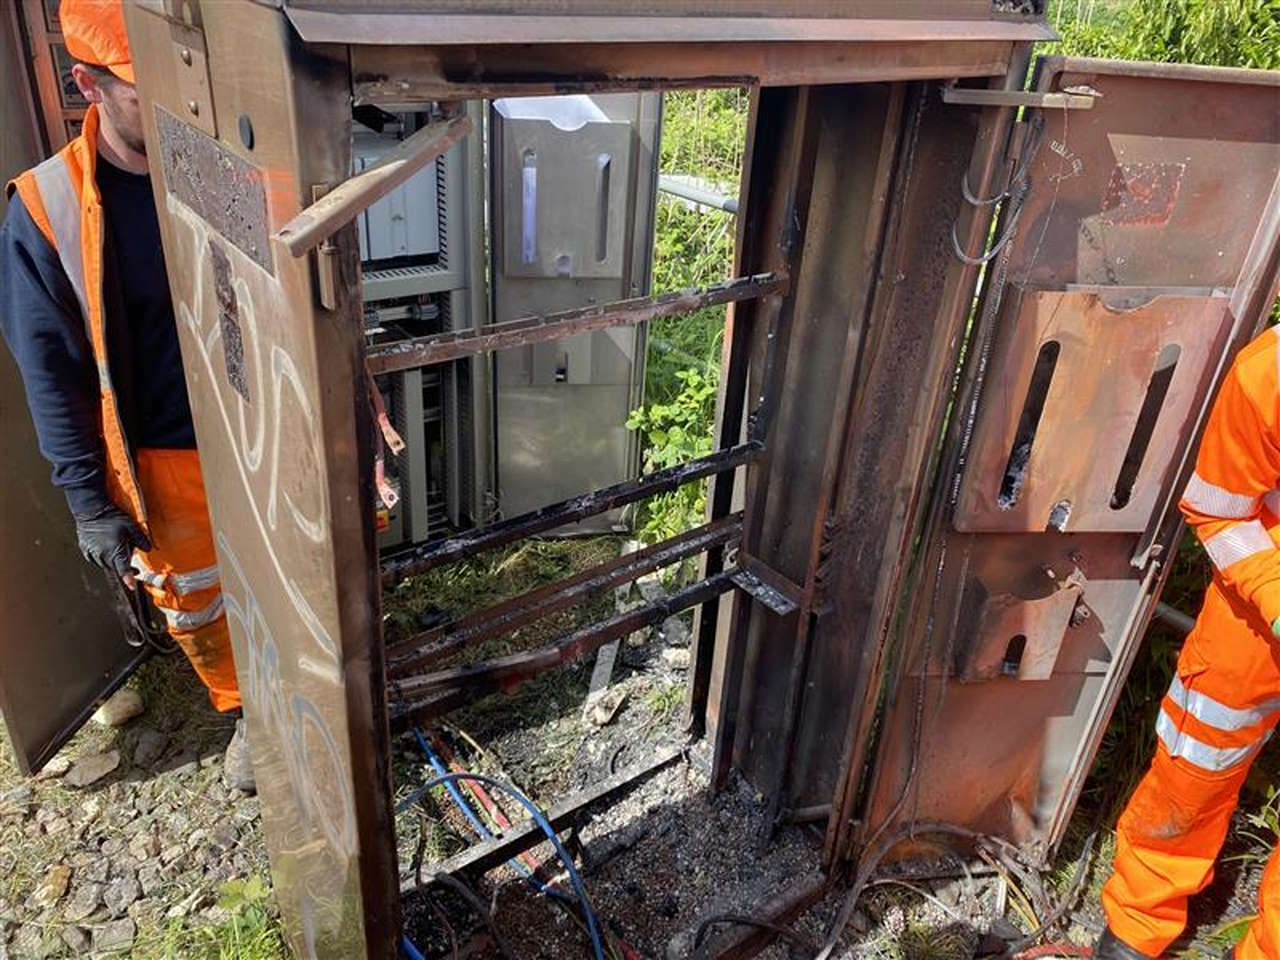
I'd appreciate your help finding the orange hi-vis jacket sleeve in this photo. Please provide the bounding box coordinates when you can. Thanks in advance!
[1180,327,1280,628]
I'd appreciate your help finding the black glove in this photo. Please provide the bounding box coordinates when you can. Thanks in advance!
[74,506,152,578]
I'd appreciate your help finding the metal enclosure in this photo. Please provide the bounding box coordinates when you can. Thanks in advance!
[89,2,1280,958]
[490,93,659,528]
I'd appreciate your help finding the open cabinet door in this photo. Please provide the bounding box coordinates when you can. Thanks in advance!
[857,58,1280,855]
[0,7,145,777]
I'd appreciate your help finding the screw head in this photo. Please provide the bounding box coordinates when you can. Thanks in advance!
[187,99,199,117]
[179,47,193,66]
[237,114,255,151]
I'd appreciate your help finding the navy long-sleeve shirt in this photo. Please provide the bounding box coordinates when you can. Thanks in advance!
[0,157,194,518]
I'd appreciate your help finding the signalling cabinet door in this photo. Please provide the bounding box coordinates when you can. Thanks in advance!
[857,58,1280,853]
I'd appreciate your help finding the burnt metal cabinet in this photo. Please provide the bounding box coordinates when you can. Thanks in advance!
[0,1,1276,958]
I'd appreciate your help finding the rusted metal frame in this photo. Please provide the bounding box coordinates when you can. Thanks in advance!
[759,82,909,843]
[824,46,1034,865]
[685,89,767,742]
[713,85,824,788]
[399,745,684,896]
[349,40,1018,103]
[295,9,1054,47]
[388,571,737,707]
[274,114,473,257]
[380,441,761,586]
[384,513,743,677]
[365,272,786,374]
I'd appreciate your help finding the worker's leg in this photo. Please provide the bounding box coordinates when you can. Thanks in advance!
[1238,843,1280,960]
[131,447,241,713]
[1101,581,1280,956]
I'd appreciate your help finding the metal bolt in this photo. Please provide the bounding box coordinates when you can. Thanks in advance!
[237,114,255,151]
[187,100,200,117]
[180,47,192,66]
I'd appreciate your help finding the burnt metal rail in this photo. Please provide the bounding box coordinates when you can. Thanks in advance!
[388,571,737,728]
[367,272,786,374]
[380,442,761,586]
[385,513,743,678]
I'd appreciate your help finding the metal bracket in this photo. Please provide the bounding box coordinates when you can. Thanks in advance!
[275,114,473,258]
[730,559,801,617]
[941,85,1097,111]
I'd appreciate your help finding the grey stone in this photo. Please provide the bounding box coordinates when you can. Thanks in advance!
[99,837,124,857]
[159,845,184,866]
[11,925,43,957]
[660,615,691,646]
[91,688,143,728]
[59,925,89,953]
[83,860,110,884]
[65,751,120,788]
[41,817,70,838]
[0,785,32,820]
[170,752,198,778]
[103,875,140,917]
[185,829,209,850]
[636,574,666,603]
[137,863,164,898]
[131,728,169,768]
[91,918,135,954]
[661,647,691,670]
[62,882,102,922]
[35,755,71,780]
[128,831,160,861]
[210,821,239,852]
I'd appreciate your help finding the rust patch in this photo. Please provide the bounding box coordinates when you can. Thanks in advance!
[1101,162,1185,226]
[155,106,273,274]
[209,241,249,403]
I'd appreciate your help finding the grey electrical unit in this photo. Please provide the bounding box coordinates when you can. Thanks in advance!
[361,95,660,550]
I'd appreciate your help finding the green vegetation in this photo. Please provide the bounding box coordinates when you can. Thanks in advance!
[1048,0,1280,69]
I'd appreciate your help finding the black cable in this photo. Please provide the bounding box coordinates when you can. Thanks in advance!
[693,914,819,952]
[431,872,519,959]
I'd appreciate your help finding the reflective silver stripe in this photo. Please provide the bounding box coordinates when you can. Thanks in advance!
[157,595,224,631]
[30,156,89,328]
[1265,490,1280,518]
[169,564,220,595]
[1202,519,1274,570]
[1166,675,1280,733]
[1182,472,1258,520]
[1156,709,1264,772]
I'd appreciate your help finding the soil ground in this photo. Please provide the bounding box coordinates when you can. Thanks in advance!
[1,536,1276,959]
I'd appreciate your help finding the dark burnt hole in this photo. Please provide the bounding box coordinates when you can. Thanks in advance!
[1112,343,1180,510]
[1002,634,1027,677]
[998,340,1060,509]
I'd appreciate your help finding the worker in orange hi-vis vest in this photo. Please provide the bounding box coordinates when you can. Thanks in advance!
[0,0,253,793]
[1096,325,1280,960]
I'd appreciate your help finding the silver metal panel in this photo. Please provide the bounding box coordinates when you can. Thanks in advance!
[354,129,441,263]
[490,93,658,528]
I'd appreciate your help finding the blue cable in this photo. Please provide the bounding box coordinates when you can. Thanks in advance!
[413,728,491,838]
[400,934,427,960]
[398,769,607,960]
[411,729,572,903]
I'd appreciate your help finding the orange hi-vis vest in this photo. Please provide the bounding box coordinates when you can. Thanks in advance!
[5,105,147,529]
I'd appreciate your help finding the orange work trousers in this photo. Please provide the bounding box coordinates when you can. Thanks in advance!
[129,448,241,713]
[1102,578,1280,958]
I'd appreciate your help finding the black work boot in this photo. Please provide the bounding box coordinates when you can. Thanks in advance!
[223,717,257,795]
[1095,929,1153,960]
